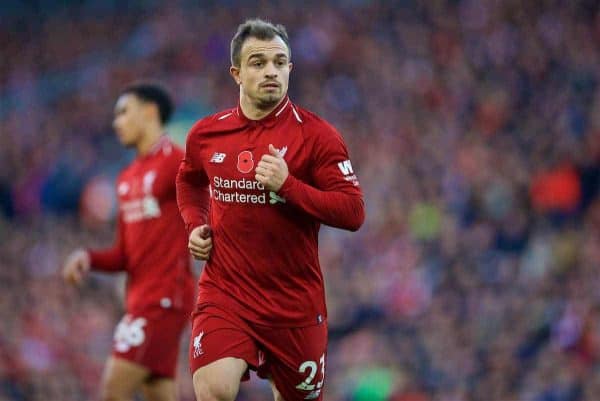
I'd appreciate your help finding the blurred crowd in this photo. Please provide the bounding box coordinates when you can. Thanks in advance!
[2,0,600,400]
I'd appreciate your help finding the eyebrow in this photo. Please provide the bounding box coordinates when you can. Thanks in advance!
[247,52,288,60]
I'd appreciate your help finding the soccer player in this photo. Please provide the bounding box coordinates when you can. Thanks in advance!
[62,83,199,401]
[176,19,365,401]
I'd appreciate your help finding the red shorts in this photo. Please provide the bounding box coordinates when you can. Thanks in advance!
[112,306,190,378]
[189,304,328,401]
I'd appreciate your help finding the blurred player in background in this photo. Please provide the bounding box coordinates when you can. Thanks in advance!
[62,83,199,401]
[177,19,365,401]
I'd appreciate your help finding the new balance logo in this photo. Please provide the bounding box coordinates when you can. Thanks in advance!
[337,160,354,175]
[210,153,226,163]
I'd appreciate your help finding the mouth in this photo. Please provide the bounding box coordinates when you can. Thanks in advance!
[260,82,280,89]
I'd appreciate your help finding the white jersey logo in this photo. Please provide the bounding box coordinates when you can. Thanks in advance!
[269,146,286,204]
[210,152,226,163]
[193,331,205,358]
[277,146,288,158]
[142,170,160,217]
[337,159,360,186]
[337,160,354,175]
[269,191,286,204]
[118,182,130,195]
[143,170,157,194]
[120,170,162,222]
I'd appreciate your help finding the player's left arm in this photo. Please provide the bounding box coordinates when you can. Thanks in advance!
[256,129,365,231]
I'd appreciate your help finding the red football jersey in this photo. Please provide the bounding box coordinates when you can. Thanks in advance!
[88,137,197,312]
[177,97,365,327]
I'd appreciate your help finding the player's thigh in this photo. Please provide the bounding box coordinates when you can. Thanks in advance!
[269,378,285,401]
[141,377,176,401]
[100,356,150,401]
[192,357,247,401]
[258,322,328,401]
[189,304,260,400]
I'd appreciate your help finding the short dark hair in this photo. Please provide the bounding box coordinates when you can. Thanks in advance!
[230,18,291,68]
[121,82,174,125]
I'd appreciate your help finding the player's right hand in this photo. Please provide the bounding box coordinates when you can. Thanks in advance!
[189,224,212,260]
[62,249,91,286]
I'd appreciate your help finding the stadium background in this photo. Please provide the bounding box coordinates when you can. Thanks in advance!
[2,1,600,400]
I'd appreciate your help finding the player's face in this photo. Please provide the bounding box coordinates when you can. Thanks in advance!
[231,36,292,110]
[113,94,146,147]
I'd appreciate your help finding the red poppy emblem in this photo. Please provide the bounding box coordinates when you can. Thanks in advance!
[237,150,254,173]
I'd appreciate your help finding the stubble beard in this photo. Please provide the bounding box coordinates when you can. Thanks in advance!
[255,92,283,110]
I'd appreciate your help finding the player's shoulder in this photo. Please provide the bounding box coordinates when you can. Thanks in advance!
[116,164,131,184]
[150,136,184,163]
[164,137,184,156]
[188,108,239,137]
[292,104,342,139]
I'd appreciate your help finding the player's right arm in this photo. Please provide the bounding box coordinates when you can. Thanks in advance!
[176,122,211,260]
[62,215,127,285]
[187,224,212,260]
[62,248,91,286]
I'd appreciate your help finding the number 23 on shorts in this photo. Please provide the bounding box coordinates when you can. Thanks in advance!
[295,353,325,399]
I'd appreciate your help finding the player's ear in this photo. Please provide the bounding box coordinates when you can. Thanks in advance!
[230,66,241,86]
[144,102,160,123]
[288,62,293,73]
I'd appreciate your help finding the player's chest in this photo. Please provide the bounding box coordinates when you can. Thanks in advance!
[119,167,167,199]
[117,163,167,222]
[202,127,307,180]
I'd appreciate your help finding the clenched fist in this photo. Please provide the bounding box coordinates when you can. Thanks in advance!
[255,144,289,192]
[189,224,212,260]
[62,249,91,286]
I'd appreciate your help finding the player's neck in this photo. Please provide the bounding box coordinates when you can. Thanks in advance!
[136,125,163,156]
[239,94,285,120]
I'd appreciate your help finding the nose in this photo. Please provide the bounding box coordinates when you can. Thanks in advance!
[264,61,278,78]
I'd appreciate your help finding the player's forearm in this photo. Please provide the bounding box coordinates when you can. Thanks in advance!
[176,170,210,235]
[278,175,365,231]
[87,248,125,272]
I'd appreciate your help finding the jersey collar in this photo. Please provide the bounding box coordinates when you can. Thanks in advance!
[139,135,170,160]
[235,96,291,127]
